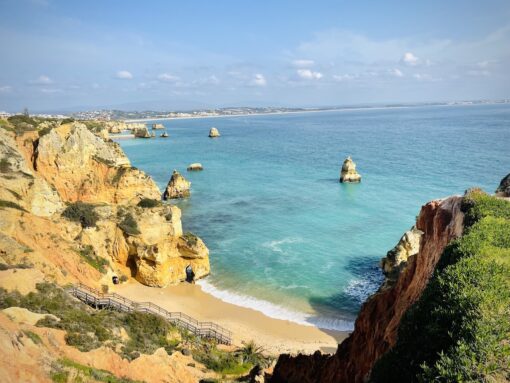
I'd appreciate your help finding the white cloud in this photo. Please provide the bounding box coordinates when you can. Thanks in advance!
[297,69,323,80]
[0,85,12,93]
[333,74,357,81]
[467,69,490,76]
[157,73,179,82]
[40,88,63,94]
[390,68,404,77]
[292,59,315,68]
[115,70,133,79]
[250,73,267,86]
[32,75,53,85]
[401,52,419,66]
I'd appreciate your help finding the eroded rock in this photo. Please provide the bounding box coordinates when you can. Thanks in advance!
[163,170,191,200]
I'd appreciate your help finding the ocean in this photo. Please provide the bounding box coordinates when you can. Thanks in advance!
[117,104,510,331]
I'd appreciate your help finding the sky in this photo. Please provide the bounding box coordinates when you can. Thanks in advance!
[0,0,509,112]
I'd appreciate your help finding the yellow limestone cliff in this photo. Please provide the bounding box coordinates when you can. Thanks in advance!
[0,122,210,288]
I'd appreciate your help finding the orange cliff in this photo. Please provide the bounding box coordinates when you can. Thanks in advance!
[272,196,464,383]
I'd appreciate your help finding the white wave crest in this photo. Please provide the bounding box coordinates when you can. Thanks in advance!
[197,279,354,331]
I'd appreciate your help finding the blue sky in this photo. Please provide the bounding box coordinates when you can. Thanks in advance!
[0,0,509,112]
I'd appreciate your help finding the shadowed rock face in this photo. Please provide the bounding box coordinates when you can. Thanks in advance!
[272,196,464,383]
[163,170,191,199]
[339,156,361,183]
[496,173,510,197]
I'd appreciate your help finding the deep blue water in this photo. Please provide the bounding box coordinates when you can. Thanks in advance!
[118,104,510,330]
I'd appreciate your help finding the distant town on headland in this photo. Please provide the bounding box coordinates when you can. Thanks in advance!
[1,99,509,121]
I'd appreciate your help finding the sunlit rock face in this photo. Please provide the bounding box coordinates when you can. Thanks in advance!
[163,170,191,200]
[339,156,361,183]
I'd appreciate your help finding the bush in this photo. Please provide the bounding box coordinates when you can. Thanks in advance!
[137,198,161,208]
[0,158,11,173]
[370,192,510,382]
[62,202,99,228]
[118,212,140,236]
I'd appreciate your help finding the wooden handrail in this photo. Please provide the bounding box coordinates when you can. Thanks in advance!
[67,284,232,344]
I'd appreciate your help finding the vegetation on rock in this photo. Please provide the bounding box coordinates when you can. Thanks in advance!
[0,283,271,381]
[371,190,510,382]
[62,202,99,228]
[137,198,161,208]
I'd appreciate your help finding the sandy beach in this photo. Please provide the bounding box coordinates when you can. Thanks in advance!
[114,280,349,356]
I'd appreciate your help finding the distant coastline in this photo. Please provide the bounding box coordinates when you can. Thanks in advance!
[122,99,510,123]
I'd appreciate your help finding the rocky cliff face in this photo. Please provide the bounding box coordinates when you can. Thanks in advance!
[272,196,464,383]
[0,122,210,288]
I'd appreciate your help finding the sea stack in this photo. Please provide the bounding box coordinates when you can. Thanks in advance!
[152,123,165,130]
[187,163,203,171]
[209,127,220,137]
[339,156,361,183]
[163,170,191,199]
[133,126,151,138]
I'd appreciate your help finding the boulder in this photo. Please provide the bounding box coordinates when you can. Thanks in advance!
[496,173,510,197]
[163,170,191,200]
[187,163,203,171]
[208,127,220,138]
[339,156,361,183]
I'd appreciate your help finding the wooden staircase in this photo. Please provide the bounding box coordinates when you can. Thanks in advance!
[67,283,232,345]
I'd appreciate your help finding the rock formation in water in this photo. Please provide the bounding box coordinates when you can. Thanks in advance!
[163,170,191,200]
[187,163,203,171]
[339,156,361,183]
[134,126,151,138]
[105,121,127,134]
[0,121,210,288]
[152,123,165,130]
[209,127,220,137]
[272,196,464,383]
[496,173,510,197]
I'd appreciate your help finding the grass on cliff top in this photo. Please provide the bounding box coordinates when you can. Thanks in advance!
[0,283,270,380]
[371,189,510,383]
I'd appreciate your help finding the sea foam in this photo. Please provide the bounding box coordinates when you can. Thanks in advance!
[197,279,354,331]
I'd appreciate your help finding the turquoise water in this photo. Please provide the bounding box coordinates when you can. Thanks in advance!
[118,104,510,330]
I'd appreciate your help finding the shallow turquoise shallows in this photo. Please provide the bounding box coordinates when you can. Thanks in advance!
[118,104,510,330]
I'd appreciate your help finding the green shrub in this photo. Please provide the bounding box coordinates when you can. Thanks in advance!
[79,245,109,274]
[0,158,11,173]
[60,118,75,125]
[118,212,140,235]
[182,232,198,247]
[0,199,27,212]
[137,198,161,208]
[370,192,510,382]
[23,330,42,345]
[53,358,143,383]
[62,202,99,228]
